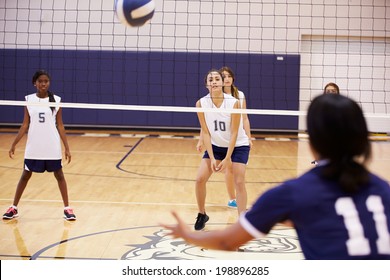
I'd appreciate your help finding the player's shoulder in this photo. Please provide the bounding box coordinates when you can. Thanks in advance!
[367,173,390,195]
[53,94,61,102]
[224,93,240,105]
[199,93,211,106]
[224,93,236,99]
[238,90,245,98]
[369,172,389,185]
[292,167,319,181]
[25,93,36,100]
[281,168,323,190]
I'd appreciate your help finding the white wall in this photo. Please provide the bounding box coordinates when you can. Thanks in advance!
[300,35,390,132]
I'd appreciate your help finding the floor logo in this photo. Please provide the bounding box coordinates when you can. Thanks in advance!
[122,226,303,260]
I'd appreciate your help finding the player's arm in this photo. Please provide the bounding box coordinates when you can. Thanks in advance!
[9,107,30,159]
[218,101,240,169]
[56,108,71,164]
[228,100,241,154]
[196,100,217,170]
[162,211,253,251]
[196,100,212,157]
[241,97,253,148]
[217,101,240,172]
[196,128,204,152]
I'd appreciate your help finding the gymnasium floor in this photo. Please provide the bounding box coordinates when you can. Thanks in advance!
[0,129,389,260]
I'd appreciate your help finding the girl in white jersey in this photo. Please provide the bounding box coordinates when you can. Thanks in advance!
[193,69,250,230]
[197,66,252,211]
[3,70,76,221]
[220,66,253,208]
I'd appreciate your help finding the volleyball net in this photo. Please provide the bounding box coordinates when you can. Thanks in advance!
[0,0,389,133]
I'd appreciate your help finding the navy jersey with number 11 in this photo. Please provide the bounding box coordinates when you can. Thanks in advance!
[240,165,390,259]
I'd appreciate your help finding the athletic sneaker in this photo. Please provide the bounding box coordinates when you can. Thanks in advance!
[3,206,18,220]
[194,213,209,231]
[227,199,237,208]
[64,208,76,220]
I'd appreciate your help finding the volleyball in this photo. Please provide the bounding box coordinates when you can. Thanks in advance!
[114,0,155,27]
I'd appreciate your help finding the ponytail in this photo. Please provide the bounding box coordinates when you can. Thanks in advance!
[47,91,56,114]
[231,85,239,100]
[322,157,370,193]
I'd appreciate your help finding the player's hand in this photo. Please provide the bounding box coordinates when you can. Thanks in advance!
[65,149,72,164]
[160,211,191,240]
[248,139,253,149]
[211,158,220,172]
[9,146,15,159]
[216,158,231,172]
[196,141,203,153]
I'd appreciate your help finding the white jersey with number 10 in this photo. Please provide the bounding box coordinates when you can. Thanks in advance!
[200,93,249,148]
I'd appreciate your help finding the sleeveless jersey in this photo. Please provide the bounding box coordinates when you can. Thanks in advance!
[237,90,245,107]
[240,165,390,259]
[24,93,62,160]
[236,90,246,130]
[200,93,249,147]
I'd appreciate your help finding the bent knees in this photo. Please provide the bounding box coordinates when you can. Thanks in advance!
[195,175,209,186]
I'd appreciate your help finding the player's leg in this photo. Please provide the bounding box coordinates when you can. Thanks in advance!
[13,168,33,206]
[232,162,247,214]
[51,160,76,220]
[2,169,33,219]
[194,158,213,230]
[195,158,213,214]
[14,169,33,205]
[230,146,250,215]
[53,168,69,207]
[225,167,237,208]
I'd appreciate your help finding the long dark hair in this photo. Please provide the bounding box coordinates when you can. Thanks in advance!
[307,94,371,193]
[32,70,56,113]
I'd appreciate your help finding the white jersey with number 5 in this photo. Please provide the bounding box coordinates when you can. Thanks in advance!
[24,93,62,160]
[200,93,249,148]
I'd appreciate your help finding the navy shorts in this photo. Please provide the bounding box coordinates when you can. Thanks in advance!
[203,145,250,164]
[24,159,62,173]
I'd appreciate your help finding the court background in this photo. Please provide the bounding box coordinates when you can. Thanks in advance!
[0,0,389,274]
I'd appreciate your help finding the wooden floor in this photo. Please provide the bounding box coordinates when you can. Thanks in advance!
[0,129,389,260]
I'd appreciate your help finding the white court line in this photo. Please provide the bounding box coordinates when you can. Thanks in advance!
[264,137,293,141]
[0,198,219,207]
[82,133,111,137]
[119,134,149,138]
